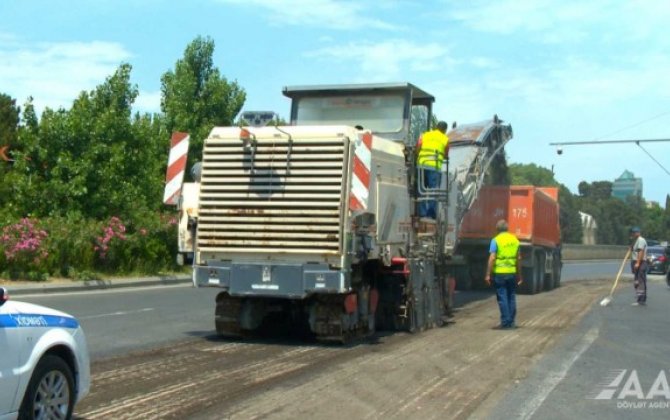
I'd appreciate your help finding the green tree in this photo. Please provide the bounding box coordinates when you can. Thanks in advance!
[130,112,168,212]
[2,98,43,219]
[578,180,612,200]
[0,94,21,221]
[67,64,168,219]
[161,36,246,167]
[0,93,19,147]
[577,194,640,245]
[558,185,583,243]
[43,64,139,218]
[663,195,670,240]
[6,64,167,220]
[642,202,664,240]
[509,163,557,186]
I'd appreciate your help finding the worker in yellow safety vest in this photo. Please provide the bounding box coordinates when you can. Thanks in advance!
[485,219,523,329]
[416,121,449,218]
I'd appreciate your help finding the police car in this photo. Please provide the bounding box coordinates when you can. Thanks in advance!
[0,287,90,420]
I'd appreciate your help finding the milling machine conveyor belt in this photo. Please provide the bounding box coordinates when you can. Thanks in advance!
[443,118,513,254]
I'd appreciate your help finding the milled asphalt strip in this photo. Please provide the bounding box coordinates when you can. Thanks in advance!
[517,327,600,420]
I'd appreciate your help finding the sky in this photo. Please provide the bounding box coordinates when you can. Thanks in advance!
[1,0,669,205]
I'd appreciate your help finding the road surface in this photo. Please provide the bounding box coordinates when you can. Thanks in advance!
[70,278,613,419]
[17,284,220,359]
[562,260,621,282]
[477,273,670,420]
[14,260,620,360]
[15,260,666,419]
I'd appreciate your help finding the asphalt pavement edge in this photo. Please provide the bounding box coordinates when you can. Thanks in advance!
[4,275,192,296]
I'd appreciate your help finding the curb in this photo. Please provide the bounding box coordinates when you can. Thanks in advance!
[4,275,192,296]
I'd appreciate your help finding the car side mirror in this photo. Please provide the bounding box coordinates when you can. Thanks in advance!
[0,287,8,306]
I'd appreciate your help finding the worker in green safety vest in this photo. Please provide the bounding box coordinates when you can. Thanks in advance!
[485,219,523,329]
[416,121,449,219]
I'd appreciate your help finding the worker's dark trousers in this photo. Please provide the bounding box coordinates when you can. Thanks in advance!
[419,168,440,218]
[631,261,648,303]
[494,274,517,327]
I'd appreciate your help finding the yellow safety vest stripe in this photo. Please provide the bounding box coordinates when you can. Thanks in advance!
[418,130,449,169]
[493,232,520,274]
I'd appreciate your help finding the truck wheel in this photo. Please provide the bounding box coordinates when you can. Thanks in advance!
[518,250,541,295]
[518,254,538,295]
[539,252,552,291]
[19,355,75,420]
[529,253,542,294]
[469,260,488,289]
[454,265,472,291]
[520,265,534,295]
[552,259,562,289]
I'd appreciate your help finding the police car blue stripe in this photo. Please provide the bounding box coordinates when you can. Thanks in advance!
[0,314,79,329]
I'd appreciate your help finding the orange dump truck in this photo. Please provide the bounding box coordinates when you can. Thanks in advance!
[454,185,561,294]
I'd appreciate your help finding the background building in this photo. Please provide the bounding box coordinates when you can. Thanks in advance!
[612,170,643,201]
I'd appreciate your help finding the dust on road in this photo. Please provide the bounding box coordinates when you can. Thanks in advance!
[75,280,610,420]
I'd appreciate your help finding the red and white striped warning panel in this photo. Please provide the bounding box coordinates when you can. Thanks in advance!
[163,132,190,205]
[349,131,373,212]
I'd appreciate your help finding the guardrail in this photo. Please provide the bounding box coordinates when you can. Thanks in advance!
[562,244,629,261]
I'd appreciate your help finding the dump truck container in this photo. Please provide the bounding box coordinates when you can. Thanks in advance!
[456,185,561,294]
[460,186,560,247]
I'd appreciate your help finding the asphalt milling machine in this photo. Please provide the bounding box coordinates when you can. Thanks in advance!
[171,83,535,342]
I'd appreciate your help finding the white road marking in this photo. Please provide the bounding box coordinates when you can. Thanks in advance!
[80,307,155,319]
[517,327,600,420]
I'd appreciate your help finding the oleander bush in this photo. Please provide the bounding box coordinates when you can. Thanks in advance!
[0,212,179,281]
